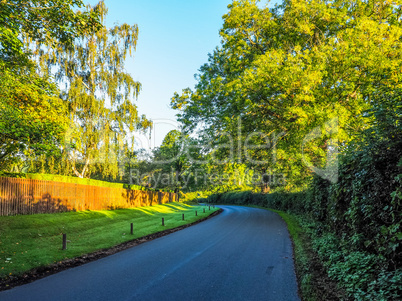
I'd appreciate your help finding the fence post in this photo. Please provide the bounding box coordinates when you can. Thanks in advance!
[62,234,67,250]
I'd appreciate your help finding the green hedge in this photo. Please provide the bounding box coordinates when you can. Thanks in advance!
[208,187,401,300]
[0,172,173,192]
[207,142,402,300]
[207,190,308,212]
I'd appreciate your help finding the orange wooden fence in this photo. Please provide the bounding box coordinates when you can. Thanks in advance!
[0,177,178,216]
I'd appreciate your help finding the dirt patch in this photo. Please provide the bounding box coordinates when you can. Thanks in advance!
[0,208,223,292]
[292,229,346,301]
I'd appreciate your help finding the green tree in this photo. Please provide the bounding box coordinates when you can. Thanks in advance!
[152,130,191,190]
[0,0,101,65]
[33,1,151,178]
[0,62,68,169]
[0,0,100,172]
[172,0,402,190]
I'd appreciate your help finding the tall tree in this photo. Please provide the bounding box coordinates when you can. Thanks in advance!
[172,0,402,190]
[33,1,152,178]
[0,0,101,172]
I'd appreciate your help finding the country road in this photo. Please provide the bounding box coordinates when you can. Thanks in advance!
[0,206,300,301]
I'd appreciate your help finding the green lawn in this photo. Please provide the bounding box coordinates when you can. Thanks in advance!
[0,203,218,278]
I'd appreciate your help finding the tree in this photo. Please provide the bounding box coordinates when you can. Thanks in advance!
[0,62,68,169]
[172,0,402,190]
[0,0,101,66]
[152,130,191,190]
[0,0,102,173]
[33,1,152,178]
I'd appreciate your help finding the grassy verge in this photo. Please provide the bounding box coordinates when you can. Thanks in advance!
[0,203,218,279]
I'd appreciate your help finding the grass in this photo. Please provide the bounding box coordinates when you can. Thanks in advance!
[0,202,218,279]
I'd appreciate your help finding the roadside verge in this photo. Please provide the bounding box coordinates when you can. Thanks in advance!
[0,205,222,291]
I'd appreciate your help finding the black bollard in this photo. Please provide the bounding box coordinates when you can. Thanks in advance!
[62,233,67,250]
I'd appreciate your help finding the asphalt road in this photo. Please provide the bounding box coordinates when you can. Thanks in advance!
[0,206,300,301]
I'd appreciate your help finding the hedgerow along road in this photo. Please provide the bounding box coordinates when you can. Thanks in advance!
[0,205,300,301]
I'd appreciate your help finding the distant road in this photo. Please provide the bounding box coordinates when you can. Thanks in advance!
[0,206,300,301]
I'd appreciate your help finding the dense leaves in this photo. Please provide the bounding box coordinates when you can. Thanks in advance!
[0,61,68,170]
[0,1,150,181]
[0,0,102,172]
[172,0,402,189]
[26,2,151,178]
[0,0,101,64]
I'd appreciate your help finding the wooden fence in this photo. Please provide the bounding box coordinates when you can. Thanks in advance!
[0,177,178,216]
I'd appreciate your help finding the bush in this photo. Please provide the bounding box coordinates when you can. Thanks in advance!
[0,172,151,191]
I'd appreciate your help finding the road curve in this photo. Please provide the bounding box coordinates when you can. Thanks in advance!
[0,206,300,301]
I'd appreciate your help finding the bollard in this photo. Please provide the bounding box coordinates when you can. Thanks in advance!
[195,210,198,216]
[182,213,184,221]
[162,217,165,226]
[62,233,67,250]
[209,206,210,211]
[131,223,134,235]
[203,208,205,213]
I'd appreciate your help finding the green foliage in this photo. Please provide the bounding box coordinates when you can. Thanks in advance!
[209,188,401,300]
[0,172,152,190]
[307,225,402,301]
[179,191,211,203]
[207,190,308,211]
[0,1,102,176]
[0,0,101,66]
[317,89,402,263]
[172,0,402,189]
[0,61,69,169]
[30,2,151,179]
[209,89,402,298]
[1,0,151,184]
[151,130,191,190]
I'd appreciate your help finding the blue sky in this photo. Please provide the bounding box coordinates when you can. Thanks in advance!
[87,0,279,148]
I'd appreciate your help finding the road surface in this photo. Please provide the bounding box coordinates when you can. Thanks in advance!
[0,206,300,301]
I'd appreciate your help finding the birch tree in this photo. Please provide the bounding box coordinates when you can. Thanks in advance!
[35,1,151,178]
[0,0,101,172]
